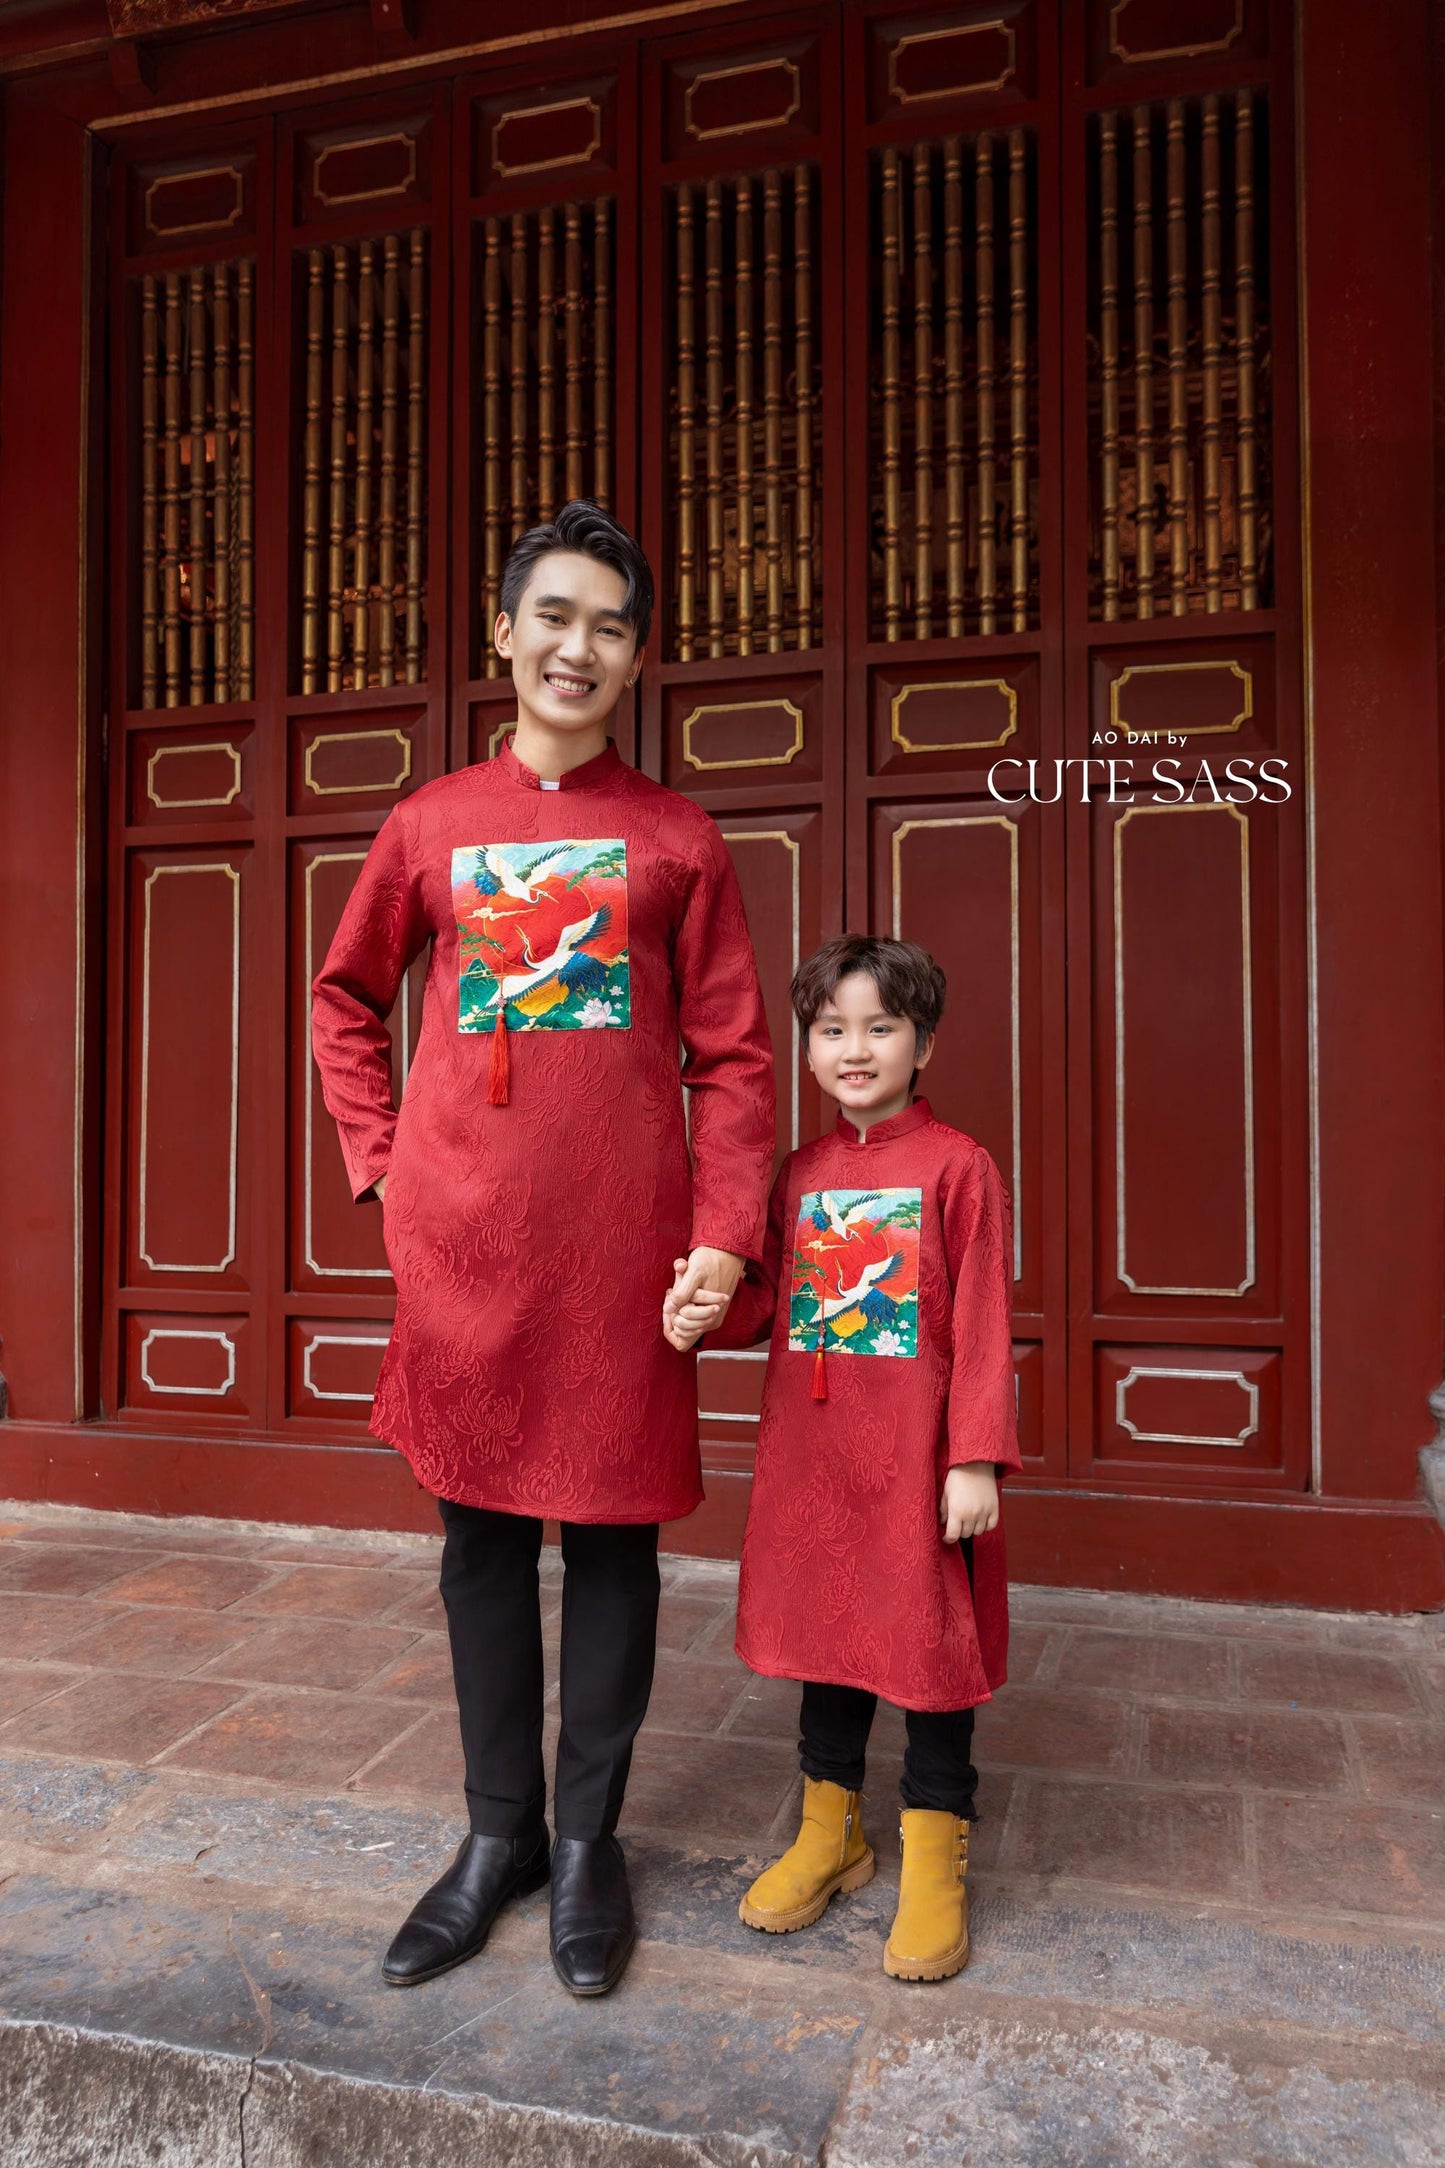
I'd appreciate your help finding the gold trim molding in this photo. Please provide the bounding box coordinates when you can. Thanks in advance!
[303,728,413,798]
[313,131,418,208]
[491,97,602,179]
[886,20,1017,104]
[1110,659,1253,739]
[1108,0,1245,66]
[301,1330,389,1403]
[139,1325,237,1399]
[138,862,240,1274]
[1113,801,1256,1296]
[683,698,805,772]
[890,678,1019,755]
[683,57,802,142]
[146,739,244,811]
[143,165,245,240]
[723,828,801,1150]
[1116,1364,1260,1449]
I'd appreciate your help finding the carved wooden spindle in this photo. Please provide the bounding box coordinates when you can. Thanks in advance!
[676,184,698,661]
[140,275,159,708]
[211,263,232,703]
[1165,100,1189,614]
[236,261,254,699]
[300,250,325,694]
[354,239,376,689]
[1235,89,1259,610]
[942,138,966,637]
[404,228,425,684]
[1132,104,1156,620]
[913,141,934,640]
[1008,129,1030,632]
[1099,113,1121,622]
[793,163,815,651]
[510,212,529,535]
[881,146,903,640]
[975,135,997,636]
[564,201,584,502]
[327,244,349,692]
[378,233,401,688]
[162,272,183,706]
[1200,94,1223,612]
[735,175,756,655]
[187,267,208,703]
[594,197,612,508]
[762,168,785,653]
[704,179,725,658]
[480,218,502,678]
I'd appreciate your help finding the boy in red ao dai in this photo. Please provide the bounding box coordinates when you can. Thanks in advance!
[665,936,1020,1981]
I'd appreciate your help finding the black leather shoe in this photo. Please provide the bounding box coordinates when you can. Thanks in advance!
[548,1834,637,1996]
[382,1829,550,1987]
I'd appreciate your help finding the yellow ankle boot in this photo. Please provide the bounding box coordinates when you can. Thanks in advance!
[739,1776,876,1933]
[883,1809,970,1980]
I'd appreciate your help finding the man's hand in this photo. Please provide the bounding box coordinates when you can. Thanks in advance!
[373,1175,387,1201]
[940,1463,999,1544]
[662,1250,741,1351]
[671,1247,745,1306]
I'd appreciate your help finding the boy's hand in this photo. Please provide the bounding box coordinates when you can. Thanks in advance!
[373,1175,387,1201]
[663,1259,731,1351]
[940,1463,999,1544]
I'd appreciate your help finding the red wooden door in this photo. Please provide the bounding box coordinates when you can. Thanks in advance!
[100,0,1304,1548]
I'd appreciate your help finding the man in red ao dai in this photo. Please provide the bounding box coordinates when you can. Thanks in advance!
[665,935,1020,1981]
[312,503,774,1998]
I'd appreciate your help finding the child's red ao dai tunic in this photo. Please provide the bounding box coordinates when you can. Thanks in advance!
[710,1099,1021,1711]
[311,737,775,1525]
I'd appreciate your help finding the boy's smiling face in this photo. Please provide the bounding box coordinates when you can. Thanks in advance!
[806,968,934,1129]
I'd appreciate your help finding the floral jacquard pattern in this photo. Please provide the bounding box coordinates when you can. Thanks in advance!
[311,736,775,1524]
[711,1099,1020,1712]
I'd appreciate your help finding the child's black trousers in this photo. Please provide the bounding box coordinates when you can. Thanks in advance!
[797,1682,979,1819]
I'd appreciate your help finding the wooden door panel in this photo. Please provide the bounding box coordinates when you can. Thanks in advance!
[124,849,248,1291]
[121,1310,252,1420]
[290,839,408,1292]
[1091,1341,1284,1483]
[288,1316,392,1423]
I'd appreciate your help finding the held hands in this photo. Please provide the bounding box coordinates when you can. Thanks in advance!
[940,1463,1000,1544]
[662,1247,744,1351]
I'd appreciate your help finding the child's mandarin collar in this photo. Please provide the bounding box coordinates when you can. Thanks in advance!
[495,734,623,792]
[834,1096,933,1146]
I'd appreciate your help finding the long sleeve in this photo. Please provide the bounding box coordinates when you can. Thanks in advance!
[940,1145,1022,1476]
[311,805,430,1202]
[704,1158,789,1348]
[673,814,776,1261]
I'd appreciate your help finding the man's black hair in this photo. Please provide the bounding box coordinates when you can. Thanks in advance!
[499,498,654,650]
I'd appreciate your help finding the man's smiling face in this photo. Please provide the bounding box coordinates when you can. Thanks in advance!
[493,549,642,737]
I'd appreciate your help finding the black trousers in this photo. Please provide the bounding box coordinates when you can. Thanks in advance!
[798,1680,978,1819]
[437,1498,661,1842]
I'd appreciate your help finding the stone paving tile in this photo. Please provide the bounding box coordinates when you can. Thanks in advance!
[1000,1619,1055,1684]
[0,1752,158,1847]
[623,1731,802,1845]
[644,1649,751,1734]
[0,1590,98,1658]
[229,1562,423,1623]
[0,1541,156,1597]
[654,1587,734,1653]
[1236,1644,1426,1715]
[978,1682,1133,1775]
[1253,1796,1445,1923]
[373,1577,446,1631]
[93,1554,282,1611]
[362,1633,454,1703]
[1140,1705,1354,1795]
[0,1672,245,1763]
[157,1689,424,1787]
[1005,1777,1247,1899]
[348,1705,467,1800]
[1347,1715,1442,1806]
[58,1605,263,1677]
[0,1663,81,1722]
[1052,1626,1235,1699]
[195,1618,421,1694]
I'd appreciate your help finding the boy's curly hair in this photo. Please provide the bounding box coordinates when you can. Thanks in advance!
[791,935,946,1050]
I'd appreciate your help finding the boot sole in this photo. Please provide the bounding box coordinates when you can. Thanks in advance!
[738,1848,876,1934]
[381,1856,551,1987]
[882,1930,970,1982]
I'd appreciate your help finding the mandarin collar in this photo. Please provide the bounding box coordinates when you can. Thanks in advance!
[834,1096,933,1147]
[495,734,624,793]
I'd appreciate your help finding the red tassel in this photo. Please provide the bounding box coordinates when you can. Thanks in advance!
[487,1000,510,1105]
[811,1339,828,1401]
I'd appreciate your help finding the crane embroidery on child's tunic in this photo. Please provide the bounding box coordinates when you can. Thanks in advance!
[787,1187,922,1358]
[452,839,630,1033]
